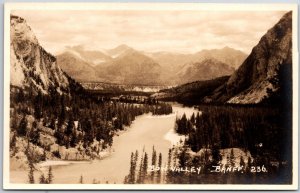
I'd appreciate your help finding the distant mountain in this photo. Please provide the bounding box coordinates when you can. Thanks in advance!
[192,46,248,69]
[145,52,191,72]
[56,44,246,85]
[96,48,163,85]
[147,47,246,85]
[148,47,247,70]
[62,45,112,66]
[176,58,235,84]
[105,44,134,58]
[57,44,164,85]
[10,15,70,94]
[56,52,101,82]
[205,11,292,104]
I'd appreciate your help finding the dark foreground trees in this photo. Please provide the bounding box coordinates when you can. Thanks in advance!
[173,104,292,184]
[124,147,163,184]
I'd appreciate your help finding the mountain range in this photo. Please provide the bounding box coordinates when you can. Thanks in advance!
[10,11,292,104]
[56,44,247,85]
[157,11,292,104]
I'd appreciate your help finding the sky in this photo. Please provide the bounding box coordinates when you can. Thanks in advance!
[12,10,287,55]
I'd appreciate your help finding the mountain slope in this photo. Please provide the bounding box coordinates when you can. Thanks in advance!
[105,44,133,58]
[177,58,235,84]
[10,15,69,94]
[145,52,191,73]
[63,45,112,66]
[206,11,292,104]
[192,46,247,69]
[56,52,101,82]
[96,48,163,85]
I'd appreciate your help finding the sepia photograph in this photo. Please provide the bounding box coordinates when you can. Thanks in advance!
[3,3,298,190]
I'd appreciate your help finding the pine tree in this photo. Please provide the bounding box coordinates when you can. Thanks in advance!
[134,150,139,177]
[230,148,235,167]
[70,130,78,148]
[142,152,148,183]
[29,121,39,144]
[39,174,46,184]
[16,89,24,102]
[167,149,172,169]
[240,156,245,168]
[18,116,28,136]
[79,175,83,184]
[34,91,43,120]
[196,112,201,128]
[246,157,252,173]
[11,109,18,129]
[157,153,162,183]
[211,146,221,166]
[65,118,74,136]
[127,152,136,184]
[177,114,187,134]
[150,146,157,182]
[166,149,172,183]
[10,133,17,149]
[47,166,53,184]
[28,162,35,184]
[187,120,193,133]
[190,113,195,124]
[49,118,56,130]
[178,147,188,167]
[137,152,144,184]
[59,99,66,124]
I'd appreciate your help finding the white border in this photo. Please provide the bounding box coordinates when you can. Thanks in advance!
[3,3,299,190]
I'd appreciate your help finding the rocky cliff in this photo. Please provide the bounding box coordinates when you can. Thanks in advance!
[206,11,292,104]
[10,15,70,94]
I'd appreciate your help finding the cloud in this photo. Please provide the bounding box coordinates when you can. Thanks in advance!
[11,10,287,54]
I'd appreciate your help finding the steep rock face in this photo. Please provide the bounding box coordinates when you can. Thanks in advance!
[10,15,69,94]
[208,11,292,104]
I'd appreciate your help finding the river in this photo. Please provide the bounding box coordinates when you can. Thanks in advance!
[10,103,199,184]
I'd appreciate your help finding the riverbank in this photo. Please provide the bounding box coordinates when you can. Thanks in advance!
[10,104,200,184]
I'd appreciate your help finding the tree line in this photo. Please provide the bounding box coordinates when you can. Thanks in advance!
[124,146,163,184]
[172,105,292,184]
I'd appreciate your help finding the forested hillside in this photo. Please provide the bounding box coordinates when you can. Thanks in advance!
[153,76,229,105]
